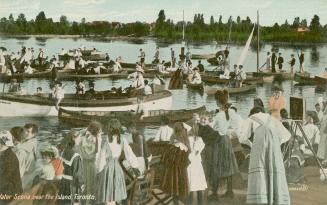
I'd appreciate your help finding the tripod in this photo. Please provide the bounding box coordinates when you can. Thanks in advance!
[283,120,327,180]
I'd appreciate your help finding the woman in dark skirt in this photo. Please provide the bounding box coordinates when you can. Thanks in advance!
[59,130,84,205]
[161,122,190,205]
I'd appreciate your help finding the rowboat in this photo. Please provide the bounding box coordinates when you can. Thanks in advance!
[186,82,204,91]
[58,105,206,126]
[58,54,106,61]
[0,70,52,82]
[120,62,153,68]
[315,75,327,90]
[294,72,315,85]
[0,90,172,117]
[201,73,264,84]
[191,53,215,60]
[204,83,257,95]
[252,71,294,80]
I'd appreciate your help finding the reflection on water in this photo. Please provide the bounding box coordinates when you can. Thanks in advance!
[0,37,327,141]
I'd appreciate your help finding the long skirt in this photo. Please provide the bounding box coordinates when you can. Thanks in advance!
[96,158,127,203]
[210,135,239,182]
[318,133,327,160]
[246,125,290,205]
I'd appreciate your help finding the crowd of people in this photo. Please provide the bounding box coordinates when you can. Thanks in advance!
[1,85,327,205]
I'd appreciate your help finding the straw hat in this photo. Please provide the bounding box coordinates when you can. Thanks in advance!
[0,130,14,147]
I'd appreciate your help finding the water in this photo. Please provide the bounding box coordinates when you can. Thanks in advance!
[1,36,327,141]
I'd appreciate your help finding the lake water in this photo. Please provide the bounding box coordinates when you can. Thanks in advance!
[0,36,327,144]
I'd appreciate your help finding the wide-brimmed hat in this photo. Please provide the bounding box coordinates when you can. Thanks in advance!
[0,130,14,147]
[273,85,283,92]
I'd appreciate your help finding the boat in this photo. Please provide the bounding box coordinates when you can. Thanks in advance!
[201,72,264,84]
[207,57,219,66]
[58,54,106,61]
[58,105,206,126]
[294,72,315,85]
[251,71,294,80]
[204,83,257,95]
[314,75,327,90]
[120,62,153,68]
[0,70,52,82]
[191,53,215,60]
[186,82,204,91]
[0,90,173,117]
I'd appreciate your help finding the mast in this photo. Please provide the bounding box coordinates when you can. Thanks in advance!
[257,10,260,72]
[182,10,185,44]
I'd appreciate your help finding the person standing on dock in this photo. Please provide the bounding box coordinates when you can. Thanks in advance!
[277,53,284,71]
[288,54,296,74]
[271,49,277,73]
[299,49,305,73]
[154,47,160,64]
[139,48,145,67]
[186,48,191,63]
[38,48,45,65]
[266,52,271,70]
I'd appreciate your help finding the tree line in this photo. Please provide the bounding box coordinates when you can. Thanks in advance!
[0,10,327,43]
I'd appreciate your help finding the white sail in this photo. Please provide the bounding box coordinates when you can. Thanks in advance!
[237,26,255,66]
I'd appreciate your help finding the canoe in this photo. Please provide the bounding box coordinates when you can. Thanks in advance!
[186,82,204,91]
[315,75,327,90]
[191,53,215,60]
[252,71,294,80]
[120,62,153,68]
[58,105,206,126]
[58,54,106,61]
[294,72,315,85]
[0,70,52,82]
[204,83,257,95]
[0,90,172,117]
[201,73,263,84]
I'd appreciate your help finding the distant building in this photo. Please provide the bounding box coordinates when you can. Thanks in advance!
[297,26,310,33]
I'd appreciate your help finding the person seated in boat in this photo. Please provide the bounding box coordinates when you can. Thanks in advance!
[105,53,110,62]
[131,67,145,90]
[197,60,205,73]
[24,62,34,74]
[139,48,146,67]
[153,47,160,64]
[77,57,87,69]
[151,116,173,142]
[52,82,65,110]
[35,87,44,97]
[277,53,284,71]
[74,49,82,59]
[93,63,105,74]
[84,81,96,100]
[113,58,122,73]
[63,57,75,70]
[268,85,286,119]
[75,80,86,95]
[288,54,296,74]
[90,47,97,55]
[87,67,97,75]
[143,80,152,95]
[158,60,169,74]
[190,67,202,85]
[235,65,246,88]
[8,78,21,93]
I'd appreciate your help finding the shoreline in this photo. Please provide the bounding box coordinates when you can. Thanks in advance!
[0,34,326,46]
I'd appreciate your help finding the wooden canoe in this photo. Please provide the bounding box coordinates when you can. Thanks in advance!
[191,53,216,60]
[201,73,263,84]
[186,82,204,91]
[120,62,153,68]
[294,72,315,85]
[252,71,294,80]
[0,70,52,82]
[204,83,257,95]
[58,105,206,126]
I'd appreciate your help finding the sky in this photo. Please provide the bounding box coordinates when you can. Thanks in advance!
[0,0,327,26]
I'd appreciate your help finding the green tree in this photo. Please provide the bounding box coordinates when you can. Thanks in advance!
[35,11,47,33]
[210,16,214,26]
[292,17,300,28]
[300,19,307,27]
[16,13,27,33]
[309,14,321,32]
[236,16,241,24]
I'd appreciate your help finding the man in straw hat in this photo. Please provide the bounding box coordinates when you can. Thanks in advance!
[131,65,145,90]
[0,130,23,204]
[190,66,202,85]
[269,85,286,119]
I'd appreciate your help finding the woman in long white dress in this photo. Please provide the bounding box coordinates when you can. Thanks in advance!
[318,108,327,162]
[95,119,139,205]
[187,124,207,205]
